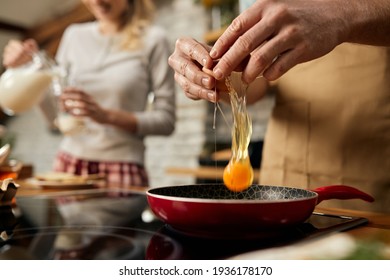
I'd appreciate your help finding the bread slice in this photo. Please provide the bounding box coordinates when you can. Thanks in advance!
[35,172,86,183]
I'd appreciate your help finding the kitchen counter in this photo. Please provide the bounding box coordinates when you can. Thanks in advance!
[315,206,390,229]
[230,207,390,260]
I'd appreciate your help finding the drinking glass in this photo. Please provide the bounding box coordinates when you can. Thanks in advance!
[52,68,86,135]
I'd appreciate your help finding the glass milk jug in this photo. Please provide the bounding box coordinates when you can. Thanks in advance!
[0,51,56,115]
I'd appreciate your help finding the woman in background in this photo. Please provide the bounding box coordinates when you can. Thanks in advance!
[3,0,176,187]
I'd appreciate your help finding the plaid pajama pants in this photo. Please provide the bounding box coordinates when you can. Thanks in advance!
[53,151,149,187]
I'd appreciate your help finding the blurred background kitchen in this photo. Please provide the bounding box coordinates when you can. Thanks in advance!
[0,0,273,187]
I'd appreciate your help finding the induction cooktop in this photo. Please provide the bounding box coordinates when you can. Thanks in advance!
[0,189,368,260]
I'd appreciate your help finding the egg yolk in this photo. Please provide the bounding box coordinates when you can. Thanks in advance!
[223,157,254,192]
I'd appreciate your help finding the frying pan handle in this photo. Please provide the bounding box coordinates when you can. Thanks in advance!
[313,185,375,204]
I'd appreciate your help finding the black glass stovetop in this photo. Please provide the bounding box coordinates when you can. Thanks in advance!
[0,189,368,260]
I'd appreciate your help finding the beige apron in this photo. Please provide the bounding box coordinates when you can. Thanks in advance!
[260,43,390,213]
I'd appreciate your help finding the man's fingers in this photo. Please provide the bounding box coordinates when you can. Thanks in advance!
[169,54,214,90]
[210,3,264,60]
[212,18,274,80]
[175,37,213,69]
[262,48,301,81]
[174,73,216,103]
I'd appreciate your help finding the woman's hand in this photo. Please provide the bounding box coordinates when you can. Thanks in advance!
[61,87,138,133]
[3,39,39,68]
[61,87,108,124]
[168,37,229,103]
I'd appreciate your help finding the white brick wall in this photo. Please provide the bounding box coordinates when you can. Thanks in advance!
[147,0,209,187]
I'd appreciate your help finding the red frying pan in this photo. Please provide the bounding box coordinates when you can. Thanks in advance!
[146,184,374,238]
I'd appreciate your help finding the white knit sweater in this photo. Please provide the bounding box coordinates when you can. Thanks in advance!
[55,21,175,164]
